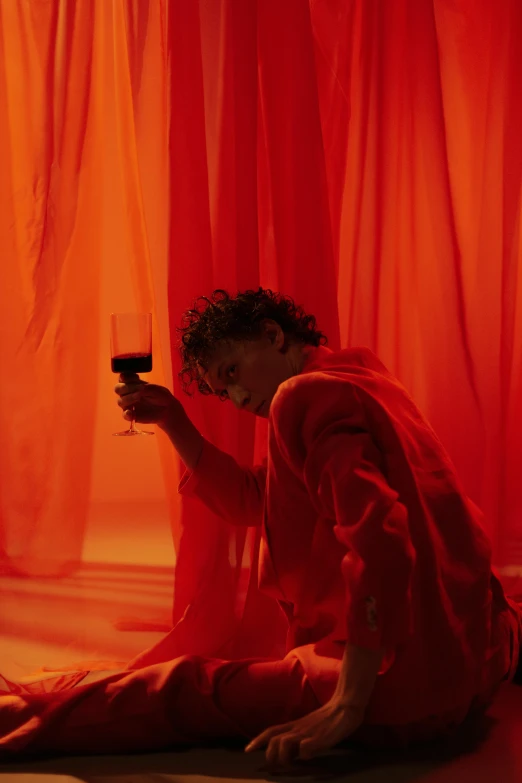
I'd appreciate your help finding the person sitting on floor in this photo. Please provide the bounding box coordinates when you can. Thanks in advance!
[1,287,521,767]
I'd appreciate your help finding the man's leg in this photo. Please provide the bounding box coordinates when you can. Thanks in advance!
[0,654,320,758]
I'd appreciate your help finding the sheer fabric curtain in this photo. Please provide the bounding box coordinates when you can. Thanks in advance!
[0,0,520,667]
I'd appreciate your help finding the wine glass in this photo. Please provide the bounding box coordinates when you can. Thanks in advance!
[110,312,154,436]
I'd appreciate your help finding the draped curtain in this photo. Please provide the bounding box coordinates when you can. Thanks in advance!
[0,0,521,663]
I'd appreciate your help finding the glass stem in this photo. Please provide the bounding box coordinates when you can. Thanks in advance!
[129,407,137,432]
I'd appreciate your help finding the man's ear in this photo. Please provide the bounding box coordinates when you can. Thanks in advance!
[261,319,285,349]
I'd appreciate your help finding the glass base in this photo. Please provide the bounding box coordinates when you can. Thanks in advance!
[113,428,154,437]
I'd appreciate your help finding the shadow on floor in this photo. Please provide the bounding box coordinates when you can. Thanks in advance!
[0,711,500,783]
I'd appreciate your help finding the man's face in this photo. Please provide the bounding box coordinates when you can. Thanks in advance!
[202,322,292,418]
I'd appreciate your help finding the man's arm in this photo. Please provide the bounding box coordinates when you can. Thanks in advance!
[116,377,266,526]
[272,373,416,651]
[158,404,204,470]
[333,643,383,709]
[160,404,266,527]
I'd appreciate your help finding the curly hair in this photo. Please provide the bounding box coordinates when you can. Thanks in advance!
[177,288,327,396]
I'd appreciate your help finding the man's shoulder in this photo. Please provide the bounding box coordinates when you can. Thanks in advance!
[273,347,387,405]
[314,346,388,373]
[269,347,398,438]
[268,354,374,466]
[271,368,338,408]
[270,366,358,428]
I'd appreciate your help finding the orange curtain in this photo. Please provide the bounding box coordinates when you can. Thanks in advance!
[0,0,102,577]
[1,0,521,668]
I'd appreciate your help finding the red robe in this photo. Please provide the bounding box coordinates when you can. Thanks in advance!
[0,346,520,756]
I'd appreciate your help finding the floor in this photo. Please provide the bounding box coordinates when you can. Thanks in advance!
[0,683,521,782]
[0,501,174,682]
[2,507,522,782]
[0,560,171,682]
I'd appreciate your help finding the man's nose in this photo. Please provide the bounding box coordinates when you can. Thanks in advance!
[228,386,250,410]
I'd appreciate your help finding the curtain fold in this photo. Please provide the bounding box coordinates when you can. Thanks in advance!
[326,0,522,561]
[0,0,101,576]
[0,0,521,667]
[148,0,343,662]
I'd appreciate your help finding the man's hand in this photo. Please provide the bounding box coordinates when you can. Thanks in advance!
[244,698,364,768]
[114,373,181,427]
[115,373,204,469]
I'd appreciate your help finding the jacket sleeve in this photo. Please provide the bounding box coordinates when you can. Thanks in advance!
[178,438,266,527]
[271,372,416,650]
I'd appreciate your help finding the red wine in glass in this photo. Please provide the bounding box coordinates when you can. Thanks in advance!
[111,352,153,374]
[110,313,154,437]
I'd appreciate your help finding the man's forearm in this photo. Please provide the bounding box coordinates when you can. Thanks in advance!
[158,407,204,471]
[333,643,383,709]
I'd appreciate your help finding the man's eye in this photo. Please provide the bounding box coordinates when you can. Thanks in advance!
[227,365,237,378]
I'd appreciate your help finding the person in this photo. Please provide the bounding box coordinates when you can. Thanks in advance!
[0,287,521,766]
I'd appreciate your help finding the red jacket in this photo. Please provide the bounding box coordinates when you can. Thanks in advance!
[180,346,519,725]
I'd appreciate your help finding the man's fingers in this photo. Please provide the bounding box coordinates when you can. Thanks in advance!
[298,737,320,760]
[271,733,302,766]
[266,735,283,767]
[114,374,146,397]
[114,382,145,397]
[245,722,295,753]
[244,735,267,753]
[119,372,142,384]
[265,734,322,768]
[117,392,142,409]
